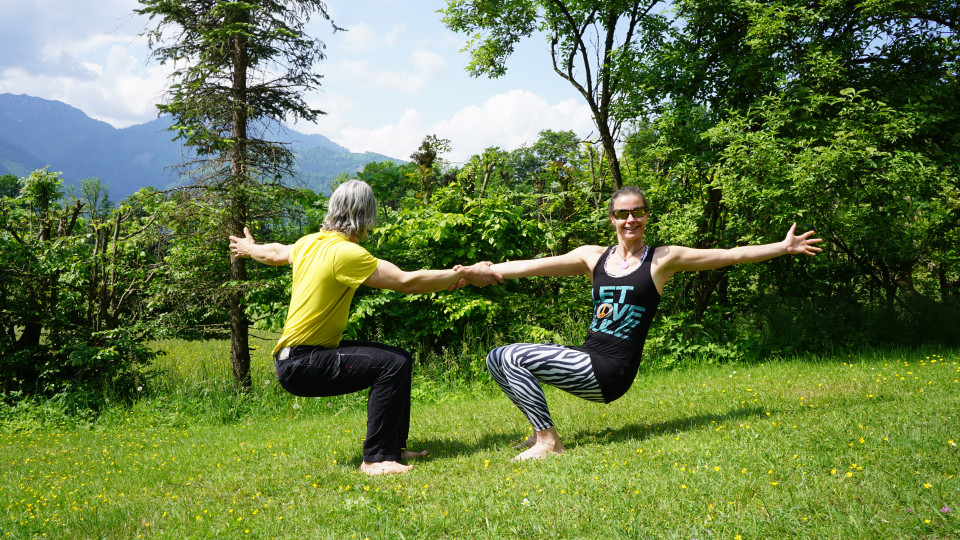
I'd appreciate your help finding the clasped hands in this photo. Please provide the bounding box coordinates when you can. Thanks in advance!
[449,262,503,290]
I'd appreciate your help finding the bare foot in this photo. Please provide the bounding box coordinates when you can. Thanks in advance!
[401,449,429,460]
[512,441,565,462]
[359,461,414,476]
[512,433,537,449]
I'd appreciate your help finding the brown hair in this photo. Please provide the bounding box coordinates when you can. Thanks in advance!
[608,186,648,215]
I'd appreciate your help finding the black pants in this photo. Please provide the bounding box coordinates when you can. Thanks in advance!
[275,340,413,463]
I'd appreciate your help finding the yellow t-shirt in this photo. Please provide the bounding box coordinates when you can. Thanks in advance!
[272,230,379,354]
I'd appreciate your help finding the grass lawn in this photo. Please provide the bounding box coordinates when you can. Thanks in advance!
[2,346,958,538]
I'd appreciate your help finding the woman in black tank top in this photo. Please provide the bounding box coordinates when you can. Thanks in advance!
[484,186,823,461]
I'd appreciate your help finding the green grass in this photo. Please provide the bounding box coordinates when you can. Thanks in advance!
[2,344,958,539]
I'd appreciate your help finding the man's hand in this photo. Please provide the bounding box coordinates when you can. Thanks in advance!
[228,227,257,259]
[228,227,291,266]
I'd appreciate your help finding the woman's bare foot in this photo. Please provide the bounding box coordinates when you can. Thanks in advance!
[401,449,429,460]
[512,427,564,461]
[513,441,564,461]
[512,432,537,449]
[359,460,413,476]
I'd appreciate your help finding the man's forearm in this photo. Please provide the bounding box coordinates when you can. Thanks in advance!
[245,243,290,266]
[395,269,461,294]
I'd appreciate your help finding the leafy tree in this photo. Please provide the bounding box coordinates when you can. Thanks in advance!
[623,0,960,348]
[357,161,418,218]
[151,185,319,341]
[409,135,452,203]
[703,87,957,347]
[0,174,20,199]
[137,0,338,390]
[78,177,114,223]
[0,169,165,401]
[442,0,670,190]
[457,146,512,198]
[351,183,549,352]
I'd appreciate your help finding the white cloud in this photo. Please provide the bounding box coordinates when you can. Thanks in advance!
[340,22,405,52]
[290,93,359,138]
[341,22,379,51]
[335,108,427,159]
[411,49,446,75]
[320,89,595,162]
[331,48,447,95]
[0,42,171,127]
[434,90,595,162]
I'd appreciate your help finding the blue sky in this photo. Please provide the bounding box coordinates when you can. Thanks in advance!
[0,0,595,163]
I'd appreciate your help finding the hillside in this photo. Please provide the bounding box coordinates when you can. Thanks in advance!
[0,93,402,200]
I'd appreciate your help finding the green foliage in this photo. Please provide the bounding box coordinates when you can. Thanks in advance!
[0,170,164,402]
[0,174,20,198]
[150,184,320,339]
[615,0,960,351]
[357,160,418,215]
[349,184,549,350]
[338,129,617,356]
[408,134,452,203]
[709,88,947,303]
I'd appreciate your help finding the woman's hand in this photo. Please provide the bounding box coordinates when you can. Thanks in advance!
[783,223,823,256]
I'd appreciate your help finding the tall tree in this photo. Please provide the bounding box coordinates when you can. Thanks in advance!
[409,135,452,204]
[137,0,337,390]
[442,0,668,190]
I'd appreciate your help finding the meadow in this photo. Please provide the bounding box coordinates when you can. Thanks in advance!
[1,338,958,539]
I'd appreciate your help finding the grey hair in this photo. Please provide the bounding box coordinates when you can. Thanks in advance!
[323,179,378,241]
[608,185,648,215]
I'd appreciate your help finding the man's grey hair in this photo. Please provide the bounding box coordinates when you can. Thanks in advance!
[323,179,378,241]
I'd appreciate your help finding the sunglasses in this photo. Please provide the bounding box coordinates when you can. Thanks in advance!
[611,206,649,220]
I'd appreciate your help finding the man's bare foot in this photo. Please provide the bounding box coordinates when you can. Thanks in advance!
[401,449,429,460]
[512,441,565,462]
[512,433,537,449]
[359,460,413,476]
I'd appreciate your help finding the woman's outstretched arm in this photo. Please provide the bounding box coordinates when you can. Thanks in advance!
[652,223,822,289]
[490,245,605,279]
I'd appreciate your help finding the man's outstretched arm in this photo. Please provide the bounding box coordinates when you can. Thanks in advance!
[228,227,292,266]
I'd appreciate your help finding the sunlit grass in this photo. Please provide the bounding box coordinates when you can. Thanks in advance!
[1,346,957,538]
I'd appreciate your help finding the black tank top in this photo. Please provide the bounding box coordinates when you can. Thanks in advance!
[572,245,661,403]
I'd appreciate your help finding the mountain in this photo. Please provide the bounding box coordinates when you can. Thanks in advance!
[0,93,402,200]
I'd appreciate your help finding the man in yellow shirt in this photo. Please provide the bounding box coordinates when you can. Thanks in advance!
[229,180,501,475]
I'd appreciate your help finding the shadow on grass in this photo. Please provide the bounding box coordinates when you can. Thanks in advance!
[567,406,769,450]
[355,406,772,466]
[407,431,527,460]
[343,432,522,470]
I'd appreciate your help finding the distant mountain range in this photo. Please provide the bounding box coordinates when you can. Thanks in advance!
[0,93,402,200]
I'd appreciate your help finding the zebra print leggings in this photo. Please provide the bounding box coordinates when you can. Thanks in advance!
[486,343,604,431]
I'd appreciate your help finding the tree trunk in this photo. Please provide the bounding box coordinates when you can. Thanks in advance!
[693,269,726,323]
[559,168,573,254]
[692,183,724,321]
[229,14,252,392]
[598,128,623,191]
